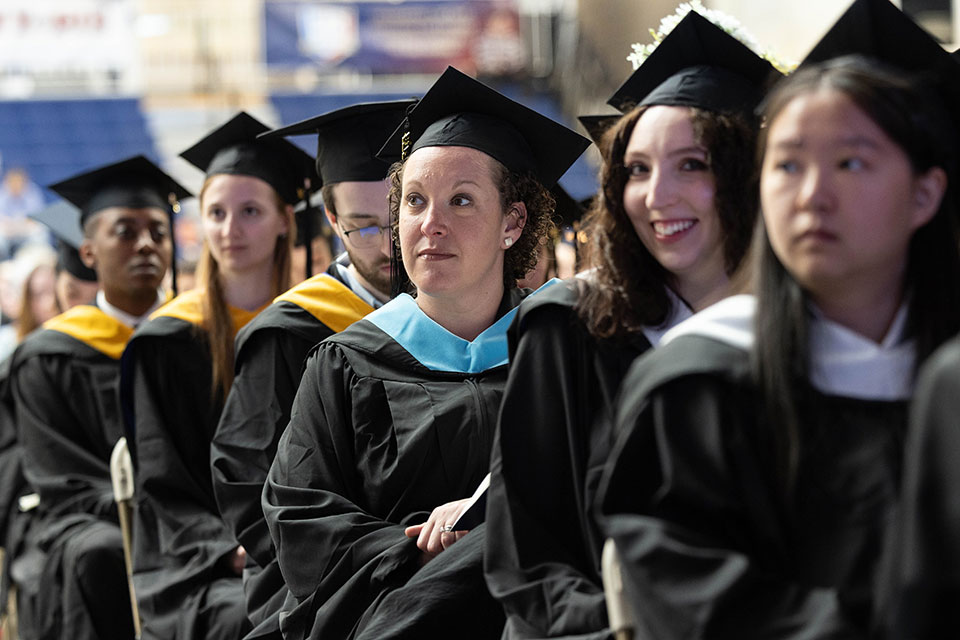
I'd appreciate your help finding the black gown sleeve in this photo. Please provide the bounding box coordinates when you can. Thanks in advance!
[12,350,116,520]
[597,342,863,639]
[881,336,960,638]
[486,294,633,639]
[0,363,27,614]
[0,368,25,549]
[129,330,238,577]
[211,326,328,567]
[263,342,422,640]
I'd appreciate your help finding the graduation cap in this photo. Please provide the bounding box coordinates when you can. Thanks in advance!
[794,0,960,87]
[803,0,953,71]
[800,0,960,127]
[577,114,622,149]
[378,67,590,188]
[55,241,97,282]
[27,199,97,282]
[607,11,779,116]
[48,155,192,228]
[28,199,83,248]
[180,112,316,204]
[259,100,415,186]
[48,155,191,293]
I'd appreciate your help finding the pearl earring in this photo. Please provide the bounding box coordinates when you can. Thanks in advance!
[504,237,514,248]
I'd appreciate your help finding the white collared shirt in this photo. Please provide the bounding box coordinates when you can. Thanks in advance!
[807,301,914,401]
[661,294,915,401]
[96,289,165,329]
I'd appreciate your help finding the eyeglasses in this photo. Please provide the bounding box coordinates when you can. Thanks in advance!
[340,223,391,249]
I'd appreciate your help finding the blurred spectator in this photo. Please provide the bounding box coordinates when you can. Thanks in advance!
[0,244,57,361]
[0,168,49,259]
[517,232,557,289]
[290,235,333,286]
[17,262,58,341]
[174,259,198,293]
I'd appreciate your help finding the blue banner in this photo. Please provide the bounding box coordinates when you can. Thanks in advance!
[264,1,525,76]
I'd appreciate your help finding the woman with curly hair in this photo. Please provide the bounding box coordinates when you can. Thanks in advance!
[263,66,588,640]
[484,11,778,639]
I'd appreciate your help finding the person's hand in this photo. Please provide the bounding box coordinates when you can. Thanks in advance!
[404,498,472,561]
[230,545,247,576]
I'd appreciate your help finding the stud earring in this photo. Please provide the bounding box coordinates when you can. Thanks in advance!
[504,237,514,248]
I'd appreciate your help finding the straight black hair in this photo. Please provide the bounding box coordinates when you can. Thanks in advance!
[752,55,960,495]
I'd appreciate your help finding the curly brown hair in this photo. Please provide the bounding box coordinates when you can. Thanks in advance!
[576,104,758,340]
[386,151,555,295]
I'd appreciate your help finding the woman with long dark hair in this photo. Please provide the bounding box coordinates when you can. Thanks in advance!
[121,112,315,639]
[262,67,588,640]
[484,12,776,638]
[596,1,960,636]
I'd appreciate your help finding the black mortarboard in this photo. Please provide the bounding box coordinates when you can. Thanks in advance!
[802,0,959,77]
[607,11,779,116]
[56,241,98,282]
[48,155,192,228]
[295,206,326,246]
[800,0,960,128]
[577,114,622,149]
[378,67,590,188]
[180,111,316,204]
[259,100,415,186]
[27,199,84,248]
[26,199,97,282]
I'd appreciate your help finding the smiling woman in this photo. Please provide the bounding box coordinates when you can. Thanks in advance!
[262,67,588,640]
[119,112,316,640]
[483,10,780,638]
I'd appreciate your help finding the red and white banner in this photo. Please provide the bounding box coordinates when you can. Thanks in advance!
[0,1,137,75]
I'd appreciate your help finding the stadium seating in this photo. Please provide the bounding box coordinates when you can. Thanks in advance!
[0,98,161,200]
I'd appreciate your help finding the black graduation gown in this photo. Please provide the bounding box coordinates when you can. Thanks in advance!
[0,357,21,549]
[8,304,136,640]
[880,334,960,638]
[485,279,653,639]
[597,304,908,638]
[263,288,530,640]
[210,266,375,639]
[123,288,258,640]
[0,355,27,621]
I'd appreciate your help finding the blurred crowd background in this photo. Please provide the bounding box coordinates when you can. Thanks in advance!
[0,0,954,358]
